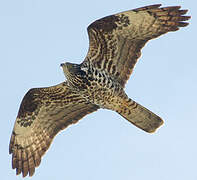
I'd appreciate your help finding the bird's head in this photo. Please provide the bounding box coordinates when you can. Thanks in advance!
[60,62,87,87]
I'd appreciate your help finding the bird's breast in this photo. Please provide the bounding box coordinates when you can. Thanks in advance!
[78,72,124,108]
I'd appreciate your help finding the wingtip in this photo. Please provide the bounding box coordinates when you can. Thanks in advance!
[179,22,190,27]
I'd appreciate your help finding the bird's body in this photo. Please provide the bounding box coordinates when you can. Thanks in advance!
[9,4,190,177]
[62,61,163,132]
[61,62,125,109]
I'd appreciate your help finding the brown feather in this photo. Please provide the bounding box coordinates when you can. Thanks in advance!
[10,4,190,177]
[9,82,99,177]
[83,4,190,87]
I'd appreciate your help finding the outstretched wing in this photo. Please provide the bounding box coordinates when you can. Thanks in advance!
[83,4,190,87]
[9,82,99,177]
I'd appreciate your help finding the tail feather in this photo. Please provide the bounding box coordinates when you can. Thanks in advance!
[117,98,164,133]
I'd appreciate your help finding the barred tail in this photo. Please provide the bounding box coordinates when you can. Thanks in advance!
[117,98,164,133]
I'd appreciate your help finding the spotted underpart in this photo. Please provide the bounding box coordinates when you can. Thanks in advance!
[61,62,125,109]
[9,4,190,177]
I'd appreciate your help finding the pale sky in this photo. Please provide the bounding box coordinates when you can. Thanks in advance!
[1,0,196,179]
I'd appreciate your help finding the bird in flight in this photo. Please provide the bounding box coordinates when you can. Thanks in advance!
[9,4,190,177]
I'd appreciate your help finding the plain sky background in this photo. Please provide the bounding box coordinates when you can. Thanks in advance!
[1,0,196,179]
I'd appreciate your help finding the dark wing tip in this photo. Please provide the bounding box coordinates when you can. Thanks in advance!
[162,5,181,10]
[11,149,40,177]
[147,5,191,32]
[10,132,54,177]
[179,21,190,27]
[179,9,188,15]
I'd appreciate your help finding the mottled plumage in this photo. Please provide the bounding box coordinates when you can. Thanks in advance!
[9,4,190,177]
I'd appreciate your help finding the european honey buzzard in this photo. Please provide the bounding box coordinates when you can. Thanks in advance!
[9,4,190,177]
